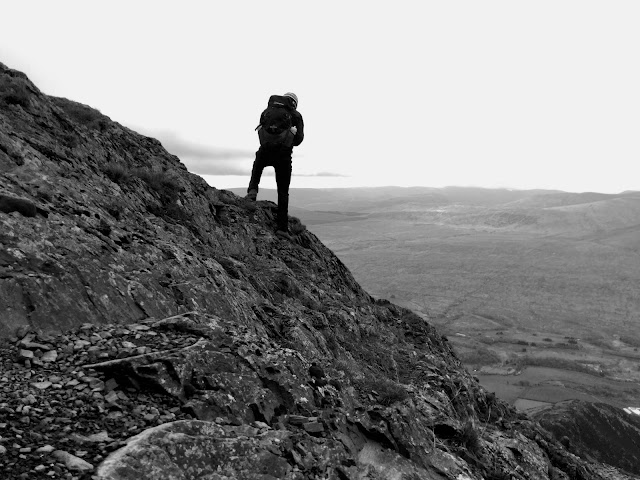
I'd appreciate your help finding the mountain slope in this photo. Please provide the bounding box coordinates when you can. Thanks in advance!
[533,401,640,476]
[0,61,631,479]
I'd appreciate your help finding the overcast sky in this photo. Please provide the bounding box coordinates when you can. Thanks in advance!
[1,1,638,193]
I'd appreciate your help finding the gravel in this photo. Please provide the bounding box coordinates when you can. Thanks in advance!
[0,321,196,479]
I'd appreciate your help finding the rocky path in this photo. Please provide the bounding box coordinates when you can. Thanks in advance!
[0,320,192,479]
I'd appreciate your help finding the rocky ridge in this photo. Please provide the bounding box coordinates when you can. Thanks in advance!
[533,400,640,476]
[0,61,635,479]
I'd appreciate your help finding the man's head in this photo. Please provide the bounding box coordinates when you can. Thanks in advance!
[284,92,298,109]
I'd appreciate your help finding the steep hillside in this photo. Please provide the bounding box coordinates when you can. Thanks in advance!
[0,62,632,479]
[533,401,640,476]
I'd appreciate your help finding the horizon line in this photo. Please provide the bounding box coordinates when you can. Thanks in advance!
[218,185,639,195]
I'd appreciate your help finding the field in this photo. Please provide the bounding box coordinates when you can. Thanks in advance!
[262,187,640,412]
[473,365,640,411]
[310,217,640,339]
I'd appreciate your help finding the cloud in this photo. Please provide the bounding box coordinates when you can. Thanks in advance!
[133,129,349,178]
[161,138,254,161]
[158,132,255,160]
[141,130,255,176]
[179,157,252,176]
[184,166,350,178]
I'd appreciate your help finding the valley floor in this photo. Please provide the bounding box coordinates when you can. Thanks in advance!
[306,209,640,416]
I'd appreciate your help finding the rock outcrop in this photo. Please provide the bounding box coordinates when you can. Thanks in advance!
[0,61,634,479]
[533,400,640,476]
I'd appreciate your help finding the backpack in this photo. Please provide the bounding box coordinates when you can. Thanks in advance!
[256,95,295,147]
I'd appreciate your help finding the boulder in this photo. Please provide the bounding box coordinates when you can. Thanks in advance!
[95,420,291,480]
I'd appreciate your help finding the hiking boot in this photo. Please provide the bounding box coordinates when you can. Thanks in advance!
[276,229,293,241]
[245,190,257,201]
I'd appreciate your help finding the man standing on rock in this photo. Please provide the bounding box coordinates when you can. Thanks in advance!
[246,92,304,239]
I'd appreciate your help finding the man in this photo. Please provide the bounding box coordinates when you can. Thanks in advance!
[246,92,304,238]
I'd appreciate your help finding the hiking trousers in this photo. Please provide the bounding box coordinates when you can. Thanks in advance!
[248,147,292,231]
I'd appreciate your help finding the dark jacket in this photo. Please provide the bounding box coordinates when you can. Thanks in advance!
[290,109,304,147]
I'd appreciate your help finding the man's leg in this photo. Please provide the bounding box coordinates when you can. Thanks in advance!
[247,149,267,200]
[274,155,292,232]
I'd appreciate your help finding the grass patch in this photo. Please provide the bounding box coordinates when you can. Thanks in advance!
[134,168,191,223]
[102,162,182,201]
[457,420,482,455]
[133,168,182,199]
[61,132,79,149]
[289,216,307,235]
[103,163,131,184]
[148,202,192,223]
[50,97,108,130]
[355,374,408,406]
[620,335,640,349]
[0,77,30,108]
[518,356,604,376]
[333,359,361,380]
[101,163,189,223]
[581,334,611,349]
[458,347,501,365]
[485,471,511,480]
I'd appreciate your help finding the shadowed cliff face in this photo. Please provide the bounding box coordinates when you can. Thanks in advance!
[534,400,640,476]
[0,61,631,479]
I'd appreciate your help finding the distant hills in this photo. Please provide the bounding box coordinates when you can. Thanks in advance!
[227,186,640,238]
[229,185,565,211]
[227,185,638,209]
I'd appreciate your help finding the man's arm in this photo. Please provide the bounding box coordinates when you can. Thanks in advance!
[292,111,304,146]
